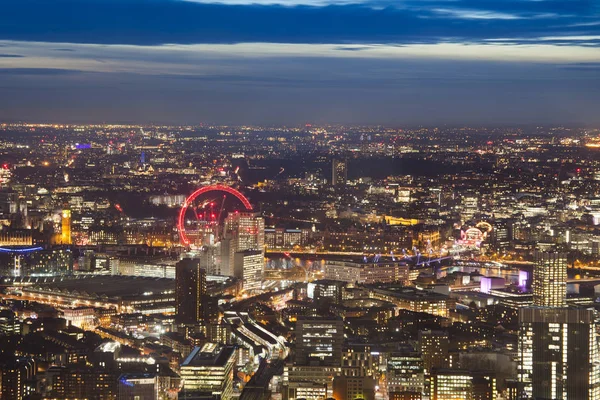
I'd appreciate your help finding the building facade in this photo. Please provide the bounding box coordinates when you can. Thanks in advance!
[175,258,207,324]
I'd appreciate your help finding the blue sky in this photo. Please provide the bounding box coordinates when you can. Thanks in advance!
[0,0,599,125]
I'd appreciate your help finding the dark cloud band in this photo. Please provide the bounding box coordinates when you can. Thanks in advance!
[0,0,598,46]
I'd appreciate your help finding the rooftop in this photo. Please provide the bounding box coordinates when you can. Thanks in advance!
[181,344,235,368]
[24,275,174,300]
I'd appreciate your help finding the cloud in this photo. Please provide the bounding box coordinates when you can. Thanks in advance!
[431,8,526,20]
[0,68,81,75]
[0,0,598,125]
[1,57,599,126]
[182,0,361,5]
[0,54,24,58]
[0,0,598,47]
[334,46,372,51]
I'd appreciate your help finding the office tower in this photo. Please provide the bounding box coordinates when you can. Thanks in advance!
[518,246,600,399]
[179,344,236,400]
[295,317,344,366]
[518,307,600,399]
[491,219,512,250]
[199,243,221,275]
[332,159,348,186]
[233,249,263,291]
[461,194,478,219]
[418,330,450,374]
[0,310,20,336]
[0,357,36,400]
[61,209,72,245]
[224,212,264,251]
[93,254,119,274]
[176,258,207,325]
[430,370,496,400]
[203,295,220,324]
[221,212,264,276]
[532,249,567,307]
[387,352,425,397]
[311,279,344,305]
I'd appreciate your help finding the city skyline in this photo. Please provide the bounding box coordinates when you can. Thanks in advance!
[1,0,599,125]
[2,2,600,399]
[0,124,599,398]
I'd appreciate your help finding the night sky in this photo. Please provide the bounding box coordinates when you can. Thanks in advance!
[1,0,599,125]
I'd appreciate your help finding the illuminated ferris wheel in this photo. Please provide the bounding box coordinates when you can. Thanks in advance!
[177,184,253,247]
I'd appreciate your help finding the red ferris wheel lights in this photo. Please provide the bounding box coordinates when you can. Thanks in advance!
[178,184,252,245]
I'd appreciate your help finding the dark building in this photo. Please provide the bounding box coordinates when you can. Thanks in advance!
[0,357,36,400]
[295,317,344,366]
[490,219,512,250]
[118,373,162,400]
[389,392,422,400]
[387,352,424,396]
[518,307,600,399]
[0,310,20,336]
[202,295,220,325]
[49,366,117,399]
[418,330,450,374]
[518,246,600,399]
[176,258,207,325]
[332,159,348,186]
[312,279,344,305]
[332,375,376,400]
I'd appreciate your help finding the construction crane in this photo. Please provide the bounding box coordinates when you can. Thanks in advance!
[216,195,227,238]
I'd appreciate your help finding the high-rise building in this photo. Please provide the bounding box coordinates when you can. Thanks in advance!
[387,352,425,397]
[175,258,207,325]
[179,343,237,400]
[199,243,221,275]
[0,310,20,336]
[233,249,263,291]
[518,246,600,399]
[532,249,567,307]
[221,212,264,276]
[518,307,600,399]
[332,159,348,186]
[490,219,512,250]
[0,357,35,400]
[310,279,345,305]
[295,317,344,367]
[418,330,450,374]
